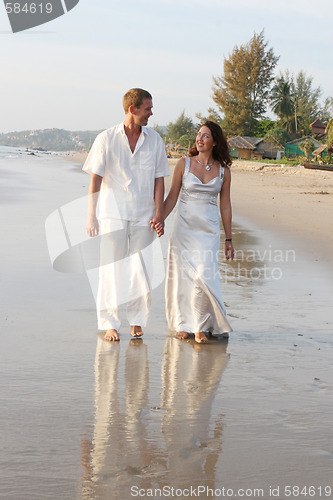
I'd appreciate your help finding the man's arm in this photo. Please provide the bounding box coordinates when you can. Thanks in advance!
[86,173,103,237]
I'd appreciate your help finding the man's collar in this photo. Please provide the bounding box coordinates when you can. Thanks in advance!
[117,122,148,136]
[116,122,125,135]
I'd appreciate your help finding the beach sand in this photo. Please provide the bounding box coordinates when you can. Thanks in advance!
[231,160,333,264]
[1,153,332,499]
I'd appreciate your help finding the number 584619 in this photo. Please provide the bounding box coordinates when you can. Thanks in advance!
[5,3,53,14]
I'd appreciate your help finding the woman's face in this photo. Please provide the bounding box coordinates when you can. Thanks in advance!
[196,126,216,153]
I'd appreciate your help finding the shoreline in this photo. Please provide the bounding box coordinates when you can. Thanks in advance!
[61,150,89,167]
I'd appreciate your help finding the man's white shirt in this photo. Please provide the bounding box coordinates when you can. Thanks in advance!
[83,123,170,222]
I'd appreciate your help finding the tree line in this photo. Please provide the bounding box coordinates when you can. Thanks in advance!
[0,128,100,151]
[156,30,333,151]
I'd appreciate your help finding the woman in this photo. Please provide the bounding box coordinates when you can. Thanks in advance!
[157,121,234,343]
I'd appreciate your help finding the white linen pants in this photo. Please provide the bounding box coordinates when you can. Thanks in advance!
[96,218,155,331]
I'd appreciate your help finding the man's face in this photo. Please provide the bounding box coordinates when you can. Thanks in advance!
[133,98,153,126]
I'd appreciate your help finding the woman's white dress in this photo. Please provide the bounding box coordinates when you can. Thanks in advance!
[165,157,232,335]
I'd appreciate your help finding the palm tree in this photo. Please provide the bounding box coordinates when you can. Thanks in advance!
[270,77,294,133]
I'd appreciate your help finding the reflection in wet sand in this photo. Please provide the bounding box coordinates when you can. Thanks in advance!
[161,336,229,490]
[81,336,152,498]
[81,335,229,498]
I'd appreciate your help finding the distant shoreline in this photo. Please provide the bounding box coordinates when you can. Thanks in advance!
[63,151,89,167]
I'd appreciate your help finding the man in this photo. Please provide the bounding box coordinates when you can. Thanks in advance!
[83,88,170,341]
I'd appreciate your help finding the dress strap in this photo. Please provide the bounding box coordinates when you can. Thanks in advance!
[219,164,225,179]
[184,156,190,175]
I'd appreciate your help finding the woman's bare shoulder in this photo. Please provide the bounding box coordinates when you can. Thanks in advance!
[223,163,231,178]
[174,156,186,175]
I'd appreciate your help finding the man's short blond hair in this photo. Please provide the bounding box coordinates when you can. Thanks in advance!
[123,88,152,113]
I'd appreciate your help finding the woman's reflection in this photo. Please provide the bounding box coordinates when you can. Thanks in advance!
[161,335,229,489]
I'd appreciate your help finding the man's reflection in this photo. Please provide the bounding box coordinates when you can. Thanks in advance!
[81,336,153,498]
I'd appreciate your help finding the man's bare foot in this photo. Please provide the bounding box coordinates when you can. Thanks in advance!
[194,332,208,344]
[104,329,120,342]
[175,331,189,340]
[130,325,143,338]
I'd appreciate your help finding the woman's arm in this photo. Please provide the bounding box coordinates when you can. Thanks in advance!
[220,167,234,260]
[151,158,184,236]
[163,157,185,219]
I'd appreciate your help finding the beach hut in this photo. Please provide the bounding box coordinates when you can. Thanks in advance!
[228,136,281,160]
[285,136,321,158]
[312,144,327,161]
[309,119,327,139]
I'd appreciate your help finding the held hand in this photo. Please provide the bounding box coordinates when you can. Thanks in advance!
[154,222,164,238]
[86,215,99,237]
[225,241,234,260]
[150,215,165,238]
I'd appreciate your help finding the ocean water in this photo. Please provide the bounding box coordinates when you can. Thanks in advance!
[0,144,66,161]
[0,144,40,158]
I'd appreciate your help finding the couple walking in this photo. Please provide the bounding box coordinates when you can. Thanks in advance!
[83,88,234,344]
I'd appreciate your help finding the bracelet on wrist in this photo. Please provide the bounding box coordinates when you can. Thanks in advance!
[225,238,232,242]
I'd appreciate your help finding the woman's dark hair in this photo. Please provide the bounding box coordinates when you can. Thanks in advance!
[189,121,232,166]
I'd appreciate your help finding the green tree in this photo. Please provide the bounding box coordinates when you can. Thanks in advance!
[320,97,333,123]
[270,77,294,133]
[152,124,167,141]
[264,126,290,147]
[178,134,194,149]
[275,70,325,133]
[195,108,224,128]
[291,71,322,126]
[166,110,196,143]
[212,30,279,136]
[252,119,275,137]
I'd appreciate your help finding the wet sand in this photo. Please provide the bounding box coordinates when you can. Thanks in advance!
[1,154,333,499]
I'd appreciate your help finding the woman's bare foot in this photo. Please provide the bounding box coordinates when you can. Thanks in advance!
[104,329,119,342]
[194,332,208,344]
[130,325,144,338]
[175,331,189,340]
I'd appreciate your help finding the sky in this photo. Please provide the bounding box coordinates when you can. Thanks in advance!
[0,0,332,133]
